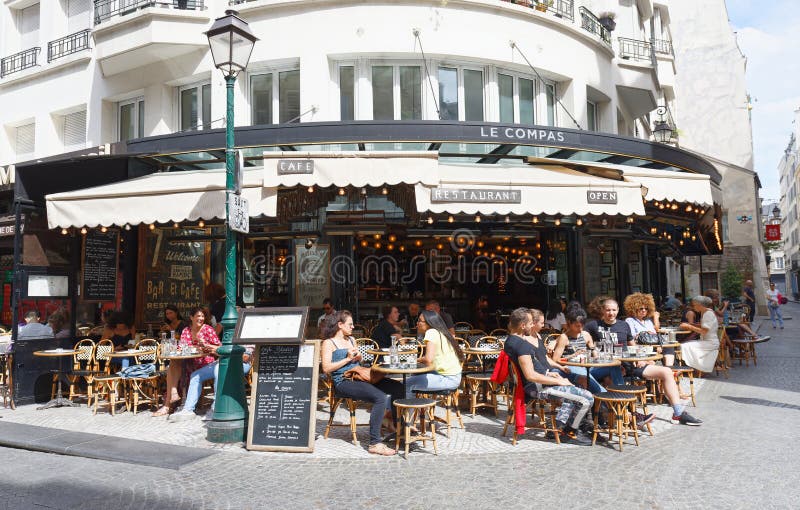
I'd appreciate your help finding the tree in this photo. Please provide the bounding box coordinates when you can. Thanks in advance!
[720,264,744,301]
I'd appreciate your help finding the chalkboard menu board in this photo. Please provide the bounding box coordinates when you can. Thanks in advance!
[136,228,208,326]
[246,341,319,452]
[82,229,119,301]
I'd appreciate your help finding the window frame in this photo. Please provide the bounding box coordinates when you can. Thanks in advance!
[586,100,598,131]
[248,65,301,125]
[117,96,144,142]
[337,62,357,121]
[366,60,424,121]
[493,67,554,125]
[178,81,211,132]
[435,63,487,122]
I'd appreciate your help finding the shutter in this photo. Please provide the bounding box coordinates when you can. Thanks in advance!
[67,0,91,33]
[19,4,40,48]
[16,123,35,156]
[63,110,87,150]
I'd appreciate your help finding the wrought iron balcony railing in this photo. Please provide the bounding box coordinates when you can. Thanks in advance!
[618,37,652,62]
[48,29,92,62]
[494,1,575,21]
[578,7,611,46]
[1,47,41,78]
[653,38,673,56]
[94,0,204,25]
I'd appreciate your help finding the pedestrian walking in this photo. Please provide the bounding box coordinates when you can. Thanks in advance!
[765,282,784,329]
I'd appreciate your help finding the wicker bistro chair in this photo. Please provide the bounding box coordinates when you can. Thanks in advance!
[394,398,438,459]
[489,328,509,338]
[591,392,640,451]
[65,339,98,403]
[354,338,379,367]
[607,384,653,436]
[125,340,162,414]
[502,361,562,446]
[397,337,422,363]
[91,339,124,413]
[324,391,372,446]
[414,386,463,438]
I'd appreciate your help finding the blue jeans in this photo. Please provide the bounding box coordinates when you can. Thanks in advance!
[769,305,784,327]
[405,373,461,399]
[525,383,594,429]
[590,365,625,386]
[184,361,252,412]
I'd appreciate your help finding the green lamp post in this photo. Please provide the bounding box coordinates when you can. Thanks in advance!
[204,9,258,443]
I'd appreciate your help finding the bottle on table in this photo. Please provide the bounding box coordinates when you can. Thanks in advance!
[389,335,399,367]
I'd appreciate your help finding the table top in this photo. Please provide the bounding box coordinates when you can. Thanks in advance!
[659,342,680,348]
[33,349,79,357]
[463,347,502,356]
[561,358,620,368]
[372,363,435,375]
[159,352,206,360]
[107,349,157,358]
[615,353,664,363]
[658,328,692,335]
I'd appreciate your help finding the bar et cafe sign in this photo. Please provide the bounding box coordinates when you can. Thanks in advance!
[431,188,522,203]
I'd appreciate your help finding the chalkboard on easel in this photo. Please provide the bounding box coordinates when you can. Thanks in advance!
[82,229,119,302]
[246,341,319,452]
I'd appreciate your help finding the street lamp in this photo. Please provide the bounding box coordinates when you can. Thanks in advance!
[653,106,674,144]
[205,9,257,443]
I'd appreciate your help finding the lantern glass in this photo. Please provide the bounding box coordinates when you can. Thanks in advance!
[206,11,258,77]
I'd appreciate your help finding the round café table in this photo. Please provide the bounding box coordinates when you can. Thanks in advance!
[560,357,621,390]
[371,363,434,393]
[33,349,80,410]
[615,353,664,364]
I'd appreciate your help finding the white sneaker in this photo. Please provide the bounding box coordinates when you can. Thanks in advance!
[169,408,197,422]
[202,409,215,421]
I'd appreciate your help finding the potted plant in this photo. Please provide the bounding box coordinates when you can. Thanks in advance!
[597,11,616,32]
[535,0,553,12]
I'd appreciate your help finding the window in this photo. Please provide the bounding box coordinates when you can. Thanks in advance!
[496,71,542,125]
[586,100,598,131]
[250,69,300,124]
[119,98,144,141]
[437,66,484,121]
[721,212,730,243]
[18,3,40,49]
[61,110,86,151]
[180,83,211,131]
[775,257,785,270]
[700,272,718,293]
[371,65,421,120]
[15,123,35,158]
[339,66,355,121]
[65,0,91,32]
[545,84,556,126]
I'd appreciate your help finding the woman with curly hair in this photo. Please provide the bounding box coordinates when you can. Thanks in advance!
[623,292,674,366]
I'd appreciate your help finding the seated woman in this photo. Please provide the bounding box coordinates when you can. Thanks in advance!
[551,307,618,394]
[544,299,566,332]
[405,310,464,399]
[321,310,403,456]
[705,289,757,339]
[153,307,220,417]
[160,305,187,338]
[679,296,720,374]
[623,292,675,366]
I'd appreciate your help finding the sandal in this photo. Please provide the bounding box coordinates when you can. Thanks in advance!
[368,443,396,456]
[152,406,170,417]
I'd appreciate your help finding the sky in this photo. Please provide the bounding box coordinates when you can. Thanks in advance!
[725,0,800,201]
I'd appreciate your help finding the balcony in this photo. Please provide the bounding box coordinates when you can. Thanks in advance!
[94,0,204,25]
[1,47,41,78]
[618,37,652,62]
[48,30,92,63]
[92,0,210,76]
[653,38,674,57]
[578,7,611,46]
[498,0,575,21]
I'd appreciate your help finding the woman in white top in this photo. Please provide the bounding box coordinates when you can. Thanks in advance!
[623,292,674,366]
[544,300,566,331]
[765,282,784,329]
[679,295,720,373]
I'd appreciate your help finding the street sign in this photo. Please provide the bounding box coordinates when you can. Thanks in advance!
[229,192,249,234]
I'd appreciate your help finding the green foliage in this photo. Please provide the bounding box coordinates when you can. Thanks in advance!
[720,264,744,301]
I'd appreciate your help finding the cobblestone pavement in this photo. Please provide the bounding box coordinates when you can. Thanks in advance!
[2,309,800,509]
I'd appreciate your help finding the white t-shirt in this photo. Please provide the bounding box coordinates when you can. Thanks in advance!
[545,313,566,331]
[625,317,656,336]
[766,289,780,307]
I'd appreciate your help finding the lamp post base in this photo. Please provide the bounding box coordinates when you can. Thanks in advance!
[206,418,247,443]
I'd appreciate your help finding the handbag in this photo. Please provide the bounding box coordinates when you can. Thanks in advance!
[343,365,384,385]
[635,331,662,346]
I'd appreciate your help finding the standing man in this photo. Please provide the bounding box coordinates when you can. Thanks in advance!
[742,280,756,323]
[425,300,455,337]
[317,298,336,329]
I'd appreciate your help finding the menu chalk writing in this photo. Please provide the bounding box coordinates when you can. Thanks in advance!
[246,342,319,452]
[82,230,119,301]
[137,228,207,325]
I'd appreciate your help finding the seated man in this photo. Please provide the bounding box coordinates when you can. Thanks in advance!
[662,292,683,310]
[425,300,456,337]
[371,305,402,349]
[503,307,594,445]
[17,310,54,340]
[586,298,702,426]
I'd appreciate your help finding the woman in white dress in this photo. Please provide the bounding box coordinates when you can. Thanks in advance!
[679,295,720,373]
